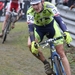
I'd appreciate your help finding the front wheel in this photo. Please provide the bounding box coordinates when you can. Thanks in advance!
[2,20,11,44]
[2,28,7,43]
[54,56,66,75]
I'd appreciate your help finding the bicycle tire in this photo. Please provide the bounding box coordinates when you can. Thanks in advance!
[2,20,11,44]
[54,56,64,75]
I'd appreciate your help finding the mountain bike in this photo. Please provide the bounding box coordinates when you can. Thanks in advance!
[2,8,24,43]
[39,35,67,75]
[2,9,18,44]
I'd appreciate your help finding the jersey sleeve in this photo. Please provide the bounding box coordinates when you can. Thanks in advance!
[27,10,34,24]
[51,6,59,16]
[46,3,60,16]
[45,2,67,32]
[26,8,35,42]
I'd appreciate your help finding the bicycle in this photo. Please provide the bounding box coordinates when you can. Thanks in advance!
[39,35,68,75]
[2,8,20,44]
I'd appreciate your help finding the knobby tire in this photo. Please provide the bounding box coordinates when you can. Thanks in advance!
[2,20,11,44]
[54,56,64,75]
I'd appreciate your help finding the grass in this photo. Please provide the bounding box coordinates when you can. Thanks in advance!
[0,22,75,75]
[0,22,45,75]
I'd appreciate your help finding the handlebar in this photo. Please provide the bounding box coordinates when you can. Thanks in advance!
[39,35,70,48]
[12,12,18,16]
[10,8,18,16]
[39,36,63,45]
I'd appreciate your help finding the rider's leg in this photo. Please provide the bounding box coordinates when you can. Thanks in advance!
[53,20,71,75]
[0,14,10,37]
[11,11,23,29]
[0,2,11,37]
[55,44,71,75]
[10,2,20,29]
[27,37,46,62]
[27,37,53,75]
[17,10,23,20]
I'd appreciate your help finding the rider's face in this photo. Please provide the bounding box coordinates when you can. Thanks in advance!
[32,2,43,13]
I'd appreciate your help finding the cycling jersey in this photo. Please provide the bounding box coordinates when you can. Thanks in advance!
[6,0,24,13]
[27,2,59,26]
[27,1,67,43]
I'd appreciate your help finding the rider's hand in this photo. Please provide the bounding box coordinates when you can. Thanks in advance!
[70,4,75,10]
[31,41,39,54]
[64,32,72,44]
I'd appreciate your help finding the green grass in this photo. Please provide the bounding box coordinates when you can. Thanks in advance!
[0,22,45,75]
[0,22,75,75]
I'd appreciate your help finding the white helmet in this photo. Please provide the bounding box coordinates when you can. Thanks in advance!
[30,0,41,5]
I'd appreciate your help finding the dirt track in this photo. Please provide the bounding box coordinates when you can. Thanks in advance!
[0,22,74,75]
[0,23,46,75]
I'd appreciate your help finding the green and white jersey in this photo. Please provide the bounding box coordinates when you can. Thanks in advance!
[27,1,59,26]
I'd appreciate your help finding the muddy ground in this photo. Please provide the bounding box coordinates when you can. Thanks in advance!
[0,22,75,75]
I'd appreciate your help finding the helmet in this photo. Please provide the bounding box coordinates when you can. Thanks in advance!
[30,0,41,5]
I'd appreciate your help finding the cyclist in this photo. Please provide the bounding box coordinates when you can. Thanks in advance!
[27,0,72,75]
[0,0,24,37]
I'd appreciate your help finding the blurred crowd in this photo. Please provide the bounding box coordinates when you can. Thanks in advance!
[45,0,75,10]
[63,0,75,10]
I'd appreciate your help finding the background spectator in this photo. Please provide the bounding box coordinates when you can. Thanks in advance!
[63,0,68,6]
[68,0,75,7]
[70,3,75,10]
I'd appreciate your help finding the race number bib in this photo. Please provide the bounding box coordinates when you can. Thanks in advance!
[27,15,34,24]
[52,7,59,15]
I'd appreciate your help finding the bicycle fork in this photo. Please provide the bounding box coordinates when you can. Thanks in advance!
[49,42,66,75]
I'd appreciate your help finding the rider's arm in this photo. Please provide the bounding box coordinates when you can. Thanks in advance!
[54,15,67,32]
[49,4,68,32]
[27,11,35,42]
[28,23,35,42]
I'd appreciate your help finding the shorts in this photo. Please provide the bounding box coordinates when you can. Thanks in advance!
[34,20,64,46]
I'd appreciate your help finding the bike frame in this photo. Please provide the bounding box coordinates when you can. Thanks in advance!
[2,9,18,44]
[49,41,66,75]
[40,36,66,75]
